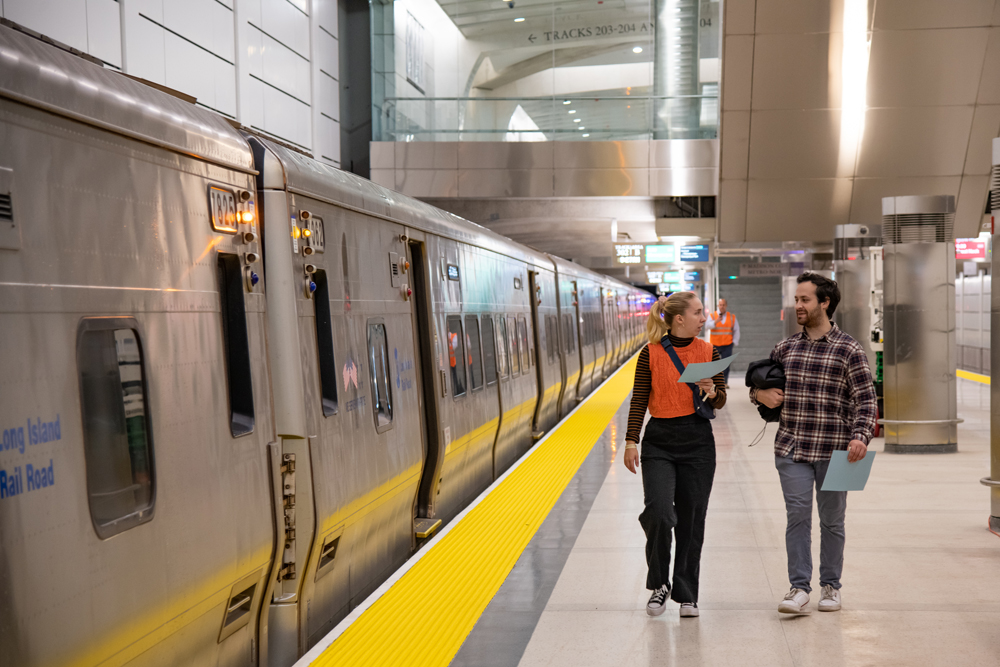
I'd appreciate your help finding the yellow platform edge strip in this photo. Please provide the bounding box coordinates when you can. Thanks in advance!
[957,369,991,385]
[311,356,637,667]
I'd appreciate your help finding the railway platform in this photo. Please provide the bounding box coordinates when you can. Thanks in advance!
[296,367,1000,667]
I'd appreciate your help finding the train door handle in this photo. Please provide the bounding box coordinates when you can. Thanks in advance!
[440,370,447,397]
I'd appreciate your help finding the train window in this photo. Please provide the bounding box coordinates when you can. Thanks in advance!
[446,316,468,397]
[77,319,155,539]
[218,253,255,437]
[496,316,510,379]
[481,317,498,385]
[517,317,530,370]
[563,314,576,353]
[465,316,484,390]
[313,270,338,416]
[545,315,556,363]
[506,316,521,375]
[367,322,394,429]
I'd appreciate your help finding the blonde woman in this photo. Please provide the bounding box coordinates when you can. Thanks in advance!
[623,292,727,618]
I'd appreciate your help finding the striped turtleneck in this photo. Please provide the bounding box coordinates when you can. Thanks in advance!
[625,334,728,443]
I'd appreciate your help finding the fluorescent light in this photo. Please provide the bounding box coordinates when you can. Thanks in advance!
[573,118,581,123]
[582,133,590,137]
[568,109,576,114]
[837,0,870,177]
[633,46,643,53]
[579,126,585,129]
[514,17,525,22]
[563,100,571,105]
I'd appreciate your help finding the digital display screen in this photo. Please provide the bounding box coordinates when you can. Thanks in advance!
[615,244,644,264]
[956,239,987,260]
[679,244,709,262]
[661,271,681,283]
[658,282,682,293]
[685,271,701,282]
[646,271,663,284]
[645,244,675,263]
[447,264,460,281]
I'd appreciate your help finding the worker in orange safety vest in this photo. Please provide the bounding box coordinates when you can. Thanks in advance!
[706,298,740,386]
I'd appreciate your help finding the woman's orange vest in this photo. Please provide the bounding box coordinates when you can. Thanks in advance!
[647,337,714,419]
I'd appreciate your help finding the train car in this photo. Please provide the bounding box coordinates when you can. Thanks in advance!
[0,25,274,667]
[0,23,653,667]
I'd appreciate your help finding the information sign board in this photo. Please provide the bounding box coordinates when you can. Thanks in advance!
[645,244,675,263]
[679,244,709,262]
[615,244,644,264]
[956,239,987,260]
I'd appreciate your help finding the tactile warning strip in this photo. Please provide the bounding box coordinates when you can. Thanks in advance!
[308,356,637,667]
[957,369,990,385]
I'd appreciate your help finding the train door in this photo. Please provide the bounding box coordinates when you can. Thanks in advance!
[407,239,445,537]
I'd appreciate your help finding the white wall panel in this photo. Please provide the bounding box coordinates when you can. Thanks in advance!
[263,85,311,147]
[4,0,88,51]
[86,0,121,68]
[318,73,339,121]
[164,33,237,116]
[261,0,309,58]
[260,30,310,100]
[244,22,264,77]
[240,0,263,27]
[316,0,337,33]
[316,113,340,164]
[316,26,338,80]
[242,75,266,130]
[164,0,235,62]
[131,0,164,23]
[124,12,167,85]
[3,0,341,161]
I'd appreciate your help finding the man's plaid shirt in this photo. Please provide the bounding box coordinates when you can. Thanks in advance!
[754,323,878,462]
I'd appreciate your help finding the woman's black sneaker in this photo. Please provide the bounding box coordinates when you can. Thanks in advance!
[646,585,670,616]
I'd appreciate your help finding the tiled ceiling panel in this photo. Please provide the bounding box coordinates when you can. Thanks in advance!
[866,29,989,107]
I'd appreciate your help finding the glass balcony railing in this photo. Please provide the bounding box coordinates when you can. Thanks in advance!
[377,94,719,142]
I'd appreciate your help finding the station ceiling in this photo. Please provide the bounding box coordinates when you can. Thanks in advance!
[719,0,1000,244]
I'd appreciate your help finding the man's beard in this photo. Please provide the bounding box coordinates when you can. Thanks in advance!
[796,306,823,327]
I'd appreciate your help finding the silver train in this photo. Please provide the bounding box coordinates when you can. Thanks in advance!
[0,25,654,667]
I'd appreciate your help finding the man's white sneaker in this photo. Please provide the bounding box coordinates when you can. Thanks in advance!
[778,587,810,614]
[679,603,699,617]
[646,584,670,617]
[818,585,841,611]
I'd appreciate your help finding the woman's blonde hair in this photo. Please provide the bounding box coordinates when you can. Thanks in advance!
[647,291,699,344]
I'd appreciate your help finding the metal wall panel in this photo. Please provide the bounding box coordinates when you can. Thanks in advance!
[372,140,720,199]
[457,169,554,198]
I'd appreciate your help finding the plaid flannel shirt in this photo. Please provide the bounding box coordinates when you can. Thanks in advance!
[754,323,877,462]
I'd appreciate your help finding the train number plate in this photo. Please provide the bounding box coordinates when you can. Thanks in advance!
[208,186,238,233]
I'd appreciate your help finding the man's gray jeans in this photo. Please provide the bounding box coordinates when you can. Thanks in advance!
[775,453,848,592]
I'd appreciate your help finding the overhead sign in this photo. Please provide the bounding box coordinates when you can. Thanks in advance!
[685,271,701,282]
[615,244,644,264]
[658,282,682,293]
[645,244,675,263]
[679,244,710,262]
[739,263,786,277]
[646,271,663,284]
[956,239,987,260]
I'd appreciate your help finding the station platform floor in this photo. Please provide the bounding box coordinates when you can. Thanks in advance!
[298,364,1000,667]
